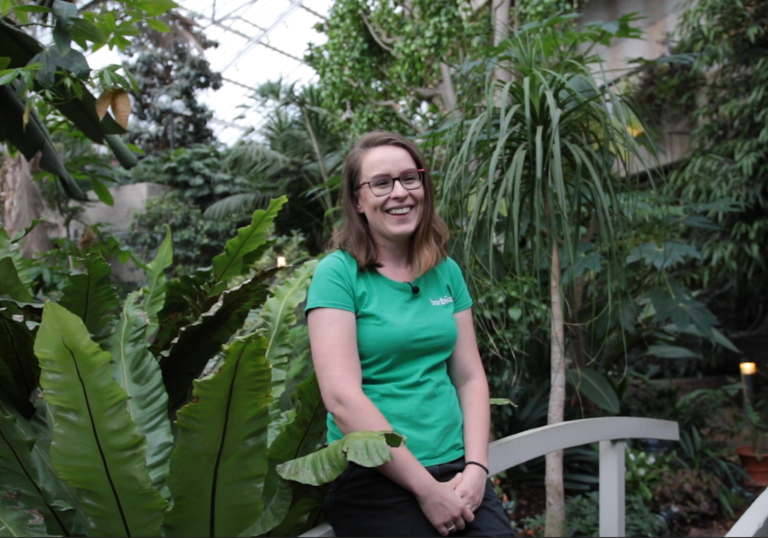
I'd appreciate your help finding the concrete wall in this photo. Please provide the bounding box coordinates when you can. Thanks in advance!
[579,0,683,78]
[70,182,171,283]
[578,0,692,171]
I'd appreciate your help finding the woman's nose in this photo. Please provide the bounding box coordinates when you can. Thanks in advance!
[390,179,409,197]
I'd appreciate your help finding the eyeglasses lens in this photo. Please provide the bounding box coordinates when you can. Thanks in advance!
[370,170,423,196]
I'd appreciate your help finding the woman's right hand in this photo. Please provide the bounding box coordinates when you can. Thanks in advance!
[415,472,475,536]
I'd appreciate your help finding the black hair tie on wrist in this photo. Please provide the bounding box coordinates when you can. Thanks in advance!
[464,461,489,475]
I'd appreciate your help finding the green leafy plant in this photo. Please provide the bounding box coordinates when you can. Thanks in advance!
[521,491,668,537]
[0,196,402,537]
[625,447,675,501]
[651,468,722,529]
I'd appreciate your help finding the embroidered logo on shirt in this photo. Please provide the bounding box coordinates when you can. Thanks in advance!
[430,296,454,306]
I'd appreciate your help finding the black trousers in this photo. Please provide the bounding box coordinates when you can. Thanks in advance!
[325,458,514,537]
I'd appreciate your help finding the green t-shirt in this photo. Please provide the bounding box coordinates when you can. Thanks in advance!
[305,249,472,466]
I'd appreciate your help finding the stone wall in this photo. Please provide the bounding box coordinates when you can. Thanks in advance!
[70,182,171,283]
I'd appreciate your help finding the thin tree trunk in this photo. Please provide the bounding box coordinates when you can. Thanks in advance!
[545,243,566,537]
[439,62,456,113]
[492,0,512,84]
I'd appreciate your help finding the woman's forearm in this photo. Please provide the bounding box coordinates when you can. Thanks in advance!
[456,376,491,468]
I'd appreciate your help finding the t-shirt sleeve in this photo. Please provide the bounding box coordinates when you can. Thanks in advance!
[446,257,473,313]
[305,252,356,314]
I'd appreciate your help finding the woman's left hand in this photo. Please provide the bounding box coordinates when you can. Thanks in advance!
[452,465,487,513]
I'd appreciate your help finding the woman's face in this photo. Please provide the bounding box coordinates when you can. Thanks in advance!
[356,145,425,247]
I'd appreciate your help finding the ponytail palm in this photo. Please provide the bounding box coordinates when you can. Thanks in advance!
[438,17,650,535]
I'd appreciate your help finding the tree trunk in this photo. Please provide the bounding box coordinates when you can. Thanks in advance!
[492,0,512,84]
[545,243,566,537]
[439,62,456,113]
[0,149,51,256]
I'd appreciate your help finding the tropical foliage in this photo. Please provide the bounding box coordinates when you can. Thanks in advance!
[0,0,164,202]
[0,199,403,537]
[205,82,347,253]
[665,0,768,326]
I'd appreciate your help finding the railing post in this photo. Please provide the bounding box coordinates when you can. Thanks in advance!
[599,439,626,537]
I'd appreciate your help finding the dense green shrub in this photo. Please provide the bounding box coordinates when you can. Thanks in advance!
[521,491,668,537]
[126,194,242,276]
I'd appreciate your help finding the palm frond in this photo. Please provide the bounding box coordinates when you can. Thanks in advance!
[203,192,275,220]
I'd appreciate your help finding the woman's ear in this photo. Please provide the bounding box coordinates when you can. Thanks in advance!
[355,194,364,214]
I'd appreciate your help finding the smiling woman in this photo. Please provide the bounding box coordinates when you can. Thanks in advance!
[305,131,513,537]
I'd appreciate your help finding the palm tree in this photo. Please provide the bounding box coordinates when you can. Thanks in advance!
[204,83,347,253]
[436,16,652,535]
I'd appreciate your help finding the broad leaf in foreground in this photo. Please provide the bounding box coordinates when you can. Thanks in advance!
[0,410,66,536]
[161,269,278,411]
[264,374,327,504]
[164,336,272,537]
[106,292,173,498]
[35,302,167,537]
[58,254,120,338]
[277,430,405,486]
[261,260,317,417]
[210,196,287,293]
[24,400,92,536]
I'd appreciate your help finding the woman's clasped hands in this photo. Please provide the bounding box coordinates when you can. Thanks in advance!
[415,466,488,536]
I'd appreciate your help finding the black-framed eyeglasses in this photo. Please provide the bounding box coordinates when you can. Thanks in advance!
[356,169,425,197]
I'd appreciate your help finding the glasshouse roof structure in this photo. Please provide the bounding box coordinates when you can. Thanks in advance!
[123,0,331,144]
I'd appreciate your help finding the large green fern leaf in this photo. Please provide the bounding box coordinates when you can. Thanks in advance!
[163,335,272,537]
[34,302,167,537]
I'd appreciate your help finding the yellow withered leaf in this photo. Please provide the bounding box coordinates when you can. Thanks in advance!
[110,89,131,129]
[95,90,113,120]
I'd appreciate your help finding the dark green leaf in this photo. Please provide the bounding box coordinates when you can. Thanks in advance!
[0,493,52,537]
[626,241,701,270]
[0,312,38,418]
[90,178,114,206]
[52,0,77,29]
[0,57,9,70]
[59,253,120,338]
[566,368,619,414]
[0,83,85,200]
[160,268,279,411]
[22,399,92,535]
[0,409,66,536]
[0,257,33,303]
[71,18,107,46]
[645,344,700,359]
[264,374,326,504]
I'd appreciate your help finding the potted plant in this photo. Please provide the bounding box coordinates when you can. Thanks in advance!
[735,401,768,486]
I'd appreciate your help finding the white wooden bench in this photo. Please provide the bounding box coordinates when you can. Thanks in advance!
[300,416,681,537]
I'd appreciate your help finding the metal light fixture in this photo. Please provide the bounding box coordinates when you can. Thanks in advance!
[740,361,757,409]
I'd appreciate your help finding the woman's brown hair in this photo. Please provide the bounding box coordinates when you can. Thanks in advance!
[332,131,449,278]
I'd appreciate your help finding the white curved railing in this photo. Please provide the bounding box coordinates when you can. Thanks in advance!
[726,485,768,538]
[300,417,680,537]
